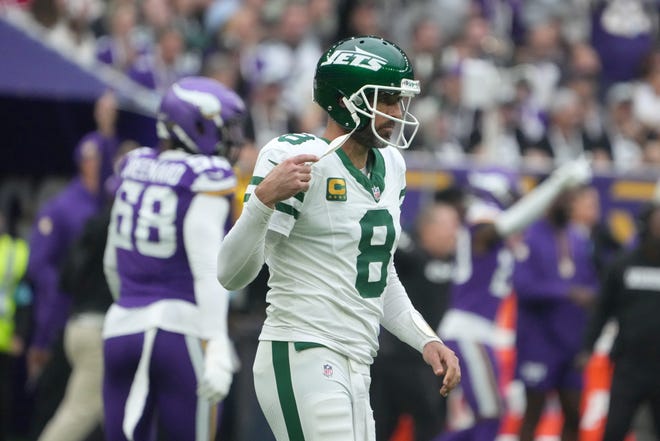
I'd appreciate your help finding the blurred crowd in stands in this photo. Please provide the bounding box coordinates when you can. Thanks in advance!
[4,0,660,174]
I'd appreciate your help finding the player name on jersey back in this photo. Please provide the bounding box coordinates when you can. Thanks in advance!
[121,157,186,186]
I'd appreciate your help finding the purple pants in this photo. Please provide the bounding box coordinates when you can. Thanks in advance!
[103,329,220,441]
[434,339,503,441]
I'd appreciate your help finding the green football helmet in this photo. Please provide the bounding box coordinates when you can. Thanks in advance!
[314,35,421,149]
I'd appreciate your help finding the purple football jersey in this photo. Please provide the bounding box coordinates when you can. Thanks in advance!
[450,224,513,322]
[106,148,236,308]
[514,219,599,355]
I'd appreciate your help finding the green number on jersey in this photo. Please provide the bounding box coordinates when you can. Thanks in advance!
[277,133,315,145]
[356,209,395,298]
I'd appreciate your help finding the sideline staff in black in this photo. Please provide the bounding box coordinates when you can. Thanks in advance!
[581,202,660,441]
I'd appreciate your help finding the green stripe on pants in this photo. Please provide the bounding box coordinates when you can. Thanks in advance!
[272,341,305,441]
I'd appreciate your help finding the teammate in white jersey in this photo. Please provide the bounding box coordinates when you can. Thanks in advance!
[217,36,461,441]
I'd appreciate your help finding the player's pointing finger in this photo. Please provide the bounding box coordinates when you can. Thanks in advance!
[291,154,319,165]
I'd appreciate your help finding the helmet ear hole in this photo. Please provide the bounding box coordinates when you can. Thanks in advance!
[195,120,205,135]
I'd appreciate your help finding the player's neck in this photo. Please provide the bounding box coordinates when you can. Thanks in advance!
[340,141,370,170]
[323,122,370,169]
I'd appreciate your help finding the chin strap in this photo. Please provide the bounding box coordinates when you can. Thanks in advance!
[321,97,361,158]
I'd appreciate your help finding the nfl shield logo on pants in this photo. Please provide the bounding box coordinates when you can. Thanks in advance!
[323,364,333,378]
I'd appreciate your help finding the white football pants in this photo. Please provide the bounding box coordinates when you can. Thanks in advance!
[253,340,375,441]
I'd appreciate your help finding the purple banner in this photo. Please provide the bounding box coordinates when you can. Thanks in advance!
[401,154,659,245]
[0,18,106,100]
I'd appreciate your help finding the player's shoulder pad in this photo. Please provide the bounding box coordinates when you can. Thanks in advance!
[118,147,155,172]
[184,155,237,194]
[260,132,328,161]
[382,146,406,171]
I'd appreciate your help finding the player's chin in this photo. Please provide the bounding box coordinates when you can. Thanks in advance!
[376,128,394,145]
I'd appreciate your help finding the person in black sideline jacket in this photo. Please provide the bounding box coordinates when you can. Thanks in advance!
[580,201,660,441]
[371,197,460,441]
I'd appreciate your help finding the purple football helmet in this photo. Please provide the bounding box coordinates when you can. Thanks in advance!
[156,76,246,159]
[465,166,522,209]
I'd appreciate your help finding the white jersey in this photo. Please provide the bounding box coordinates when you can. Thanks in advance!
[246,133,407,364]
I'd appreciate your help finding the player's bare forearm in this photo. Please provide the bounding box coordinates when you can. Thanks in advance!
[422,340,461,397]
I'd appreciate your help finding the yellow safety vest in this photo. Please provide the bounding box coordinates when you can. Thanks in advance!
[0,234,29,353]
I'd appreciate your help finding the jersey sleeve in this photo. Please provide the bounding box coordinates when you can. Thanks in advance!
[27,204,69,349]
[185,155,237,195]
[183,192,232,339]
[244,135,316,237]
[381,263,442,353]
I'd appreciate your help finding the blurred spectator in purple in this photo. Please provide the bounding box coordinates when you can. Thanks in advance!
[25,134,106,438]
[590,0,657,92]
[513,186,600,441]
[24,91,119,437]
[95,1,149,73]
[128,25,196,93]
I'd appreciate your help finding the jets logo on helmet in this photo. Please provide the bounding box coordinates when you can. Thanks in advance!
[320,46,388,72]
[313,36,421,149]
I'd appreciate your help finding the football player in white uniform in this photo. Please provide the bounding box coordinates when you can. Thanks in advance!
[217,36,461,441]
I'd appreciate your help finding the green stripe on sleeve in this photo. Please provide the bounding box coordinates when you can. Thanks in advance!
[275,202,300,219]
[245,177,303,205]
[244,194,303,210]
[272,341,305,441]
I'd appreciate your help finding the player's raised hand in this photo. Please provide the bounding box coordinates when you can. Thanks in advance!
[553,155,593,188]
[255,154,318,208]
[422,341,461,397]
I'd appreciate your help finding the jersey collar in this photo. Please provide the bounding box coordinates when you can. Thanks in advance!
[336,148,386,202]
